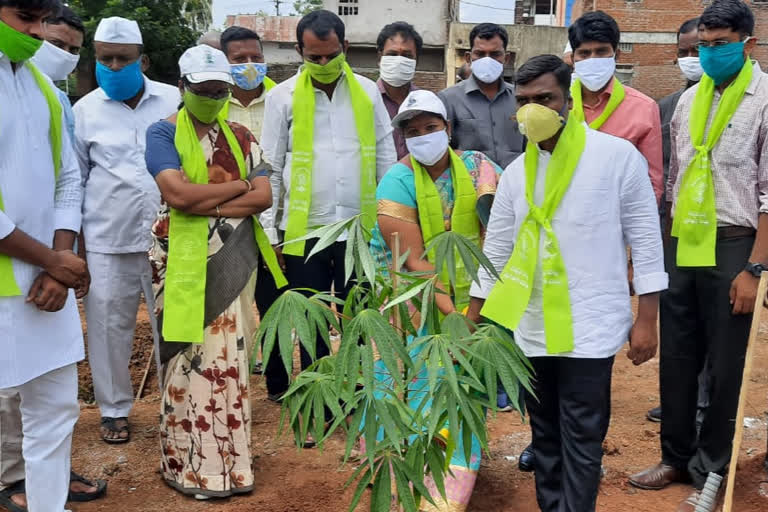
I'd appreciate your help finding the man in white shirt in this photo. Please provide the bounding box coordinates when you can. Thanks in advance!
[261,10,396,401]
[73,16,179,444]
[467,55,667,512]
[0,1,89,510]
[0,6,107,509]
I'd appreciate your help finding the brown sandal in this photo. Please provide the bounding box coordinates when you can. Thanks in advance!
[100,417,130,444]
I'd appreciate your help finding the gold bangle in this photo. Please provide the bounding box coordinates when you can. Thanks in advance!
[216,204,222,218]
[244,179,253,192]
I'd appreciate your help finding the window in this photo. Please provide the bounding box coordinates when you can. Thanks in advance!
[338,0,359,16]
[618,42,633,53]
[616,64,635,86]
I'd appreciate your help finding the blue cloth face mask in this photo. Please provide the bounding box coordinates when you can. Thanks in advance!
[230,62,267,91]
[699,40,747,85]
[95,59,144,101]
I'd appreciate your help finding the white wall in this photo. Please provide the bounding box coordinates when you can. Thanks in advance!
[322,0,450,47]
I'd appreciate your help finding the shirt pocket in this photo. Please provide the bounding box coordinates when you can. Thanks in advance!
[554,185,611,231]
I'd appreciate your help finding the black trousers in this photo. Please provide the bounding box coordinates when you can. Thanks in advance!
[525,356,615,512]
[255,257,286,395]
[660,236,754,488]
[262,239,353,395]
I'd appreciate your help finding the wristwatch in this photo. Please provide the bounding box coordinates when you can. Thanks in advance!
[744,262,768,278]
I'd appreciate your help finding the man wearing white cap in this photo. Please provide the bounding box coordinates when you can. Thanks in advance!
[0,0,89,510]
[73,16,179,444]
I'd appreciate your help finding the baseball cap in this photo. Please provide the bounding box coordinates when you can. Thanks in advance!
[179,45,233,85]
[391,90,448,129]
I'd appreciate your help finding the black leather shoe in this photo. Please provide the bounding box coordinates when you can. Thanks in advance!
[519,444,535,472]
[646,406,662,423]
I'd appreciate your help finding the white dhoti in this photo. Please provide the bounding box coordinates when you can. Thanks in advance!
[0,365,79,512]
[83,252,157,418]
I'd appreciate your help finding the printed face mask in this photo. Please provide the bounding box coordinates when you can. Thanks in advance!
[230,62,267,90]
[406,130,450,166]
[677,56,703,82]
[183,90,229,124]
[574,56,616,92]
[699,41,747,85]
[471,56,504,84]
[304,53,345,84]
[0,20,43,63]
[379,55,416,87]
[32,40,80,81]
[516,103,565,143]
[96,60,144,101]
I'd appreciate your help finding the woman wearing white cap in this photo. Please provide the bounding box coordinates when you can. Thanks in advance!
[367,90,503,511]
[144,45,285,500]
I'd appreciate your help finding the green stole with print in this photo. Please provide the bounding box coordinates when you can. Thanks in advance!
[164,109,287,343]
[481,116,586,354]
[283,63,377,256]
[412,149,480,311]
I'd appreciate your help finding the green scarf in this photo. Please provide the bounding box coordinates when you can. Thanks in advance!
[672,60,753,267]
[0,61,63,297]
[164,109,287,343]
[221,76,276,119]
[570,77,625,130]
[481,116,586,354]
[283,61,377,256]
[412,149,480,311]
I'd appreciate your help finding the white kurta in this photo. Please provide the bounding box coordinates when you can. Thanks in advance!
[260,71,397,244]
[0,52,84,389]
[471,127,668,359]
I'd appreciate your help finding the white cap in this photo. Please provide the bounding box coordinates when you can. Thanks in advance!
[179,45,234,85]
[94,17,143,45]
[391,90,448,129]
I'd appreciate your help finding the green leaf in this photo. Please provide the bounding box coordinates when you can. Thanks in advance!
[391,459,418,512]
[382,279,432,312]
[346,464,373,512]
[371,457,392,512]
[425,447,447,502]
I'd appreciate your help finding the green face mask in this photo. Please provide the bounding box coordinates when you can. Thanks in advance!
[0,20,43,63]
[303,53,346,84]
[183,90,229,124]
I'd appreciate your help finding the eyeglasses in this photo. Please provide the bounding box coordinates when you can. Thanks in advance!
[186,86,230,100]
[696,37,752,50]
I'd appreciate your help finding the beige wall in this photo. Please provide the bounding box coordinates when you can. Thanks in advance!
[323,0,451,47]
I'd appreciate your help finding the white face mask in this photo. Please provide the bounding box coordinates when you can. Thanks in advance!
[379,55,416,87]
[678,56,703,82]
[406,130,449,166]
[31,40,80,82]
[471,56,504,84]
[574,56,616,92]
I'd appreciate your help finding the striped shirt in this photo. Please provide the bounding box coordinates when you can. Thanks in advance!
[668,61,768,228]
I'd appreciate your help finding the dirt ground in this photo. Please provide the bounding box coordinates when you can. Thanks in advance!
[57,303,768,512]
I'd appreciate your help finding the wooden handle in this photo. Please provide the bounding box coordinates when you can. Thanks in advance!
[722,271,768,512]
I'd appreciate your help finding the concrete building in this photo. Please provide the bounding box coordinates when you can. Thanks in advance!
[568,0,768,99]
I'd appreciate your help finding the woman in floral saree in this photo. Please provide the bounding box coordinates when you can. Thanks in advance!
[369,90,502,512]
[144,45,282,500]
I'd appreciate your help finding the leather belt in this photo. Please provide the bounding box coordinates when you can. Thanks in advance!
[717,226,756,239]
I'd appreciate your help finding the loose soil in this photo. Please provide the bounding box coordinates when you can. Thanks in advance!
[56,304,768,511]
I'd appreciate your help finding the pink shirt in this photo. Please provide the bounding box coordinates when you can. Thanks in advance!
[582,80,663,205]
